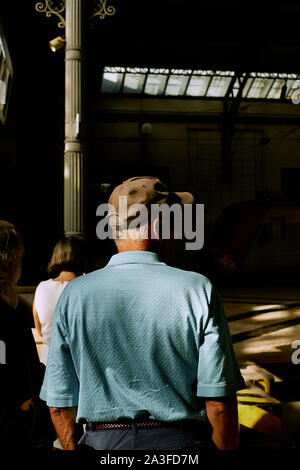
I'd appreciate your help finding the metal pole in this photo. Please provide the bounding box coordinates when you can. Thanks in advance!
[64,0,85,237]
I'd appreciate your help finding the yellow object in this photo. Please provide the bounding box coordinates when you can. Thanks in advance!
[238,404,282,439]
[237,386,282,439]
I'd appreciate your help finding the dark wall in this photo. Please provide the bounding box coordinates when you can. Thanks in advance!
[0,1,65,284]
[88,0,300,72]
[1,0,300,285]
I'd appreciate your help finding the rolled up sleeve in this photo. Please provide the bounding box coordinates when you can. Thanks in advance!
[196,286,245,397]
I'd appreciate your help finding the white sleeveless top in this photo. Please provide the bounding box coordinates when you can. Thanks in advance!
[34,279,69,365]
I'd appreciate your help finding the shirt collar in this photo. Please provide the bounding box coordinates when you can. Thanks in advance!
[106,251,165,267]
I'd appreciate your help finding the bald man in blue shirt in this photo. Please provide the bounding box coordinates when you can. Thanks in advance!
[40,177,245,451]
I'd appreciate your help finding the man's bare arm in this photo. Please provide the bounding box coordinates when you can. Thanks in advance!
[49,407,83,450]
[205,394,239,450]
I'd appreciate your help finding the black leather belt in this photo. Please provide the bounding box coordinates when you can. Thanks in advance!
[88,419,203,431]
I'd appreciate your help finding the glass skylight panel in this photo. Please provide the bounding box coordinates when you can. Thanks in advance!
[149,68,169,75]
[144,74,168,95]
[103,66,125,73]
[231,78,240,98]
[192,70,214,76]
[186,75,211,96]
[123,73,146,93]
[101,71,124,93]
[206,76,232,97]
[267,79,286,99]
[0,39,3,63]
[247,78,274,99]
[100,67,300,100]
[126,67,148,74]
[165,75,189,95]
[0,38,5,81]
[214,70,235,77]
[171,69,192,75]
[242,78,254,98]
[278,73,297,80]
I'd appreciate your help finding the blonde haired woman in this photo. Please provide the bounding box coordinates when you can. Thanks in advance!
[33,236,87,366]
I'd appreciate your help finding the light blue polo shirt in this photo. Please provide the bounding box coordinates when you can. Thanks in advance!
[40,251,245,423]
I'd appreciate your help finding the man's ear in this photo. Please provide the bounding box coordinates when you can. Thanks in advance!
[152,217,160,240]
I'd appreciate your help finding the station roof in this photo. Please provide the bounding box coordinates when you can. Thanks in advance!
[101,67,300,102]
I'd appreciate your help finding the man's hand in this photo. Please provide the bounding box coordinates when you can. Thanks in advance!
[49,406,83,450]
[205,394,239,450]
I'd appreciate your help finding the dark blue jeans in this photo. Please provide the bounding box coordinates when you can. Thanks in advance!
[77,420,213,451]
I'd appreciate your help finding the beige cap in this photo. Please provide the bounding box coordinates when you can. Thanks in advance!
[108,176,194,226]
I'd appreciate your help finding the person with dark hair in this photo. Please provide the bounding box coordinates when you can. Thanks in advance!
[33,236,87,366]
[0,220,54,448]
[0,220,24,309]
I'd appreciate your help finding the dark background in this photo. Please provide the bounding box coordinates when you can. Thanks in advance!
[1,0,300,285]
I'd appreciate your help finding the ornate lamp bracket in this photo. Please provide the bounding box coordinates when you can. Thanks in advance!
[35,0,116,26]
[35,1,66,28]
[90,0,116,20]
